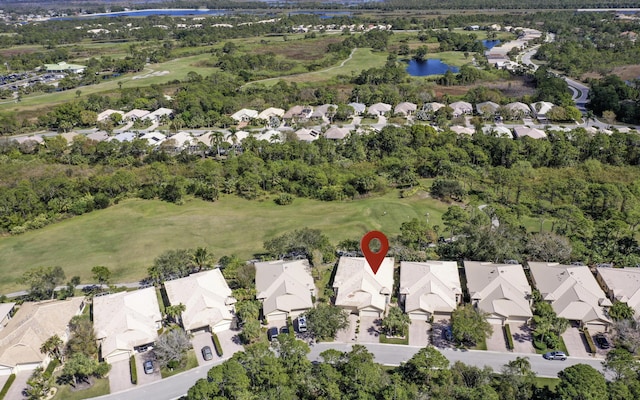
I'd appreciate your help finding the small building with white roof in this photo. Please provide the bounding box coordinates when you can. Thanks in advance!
[255,259,315,321]
[400,261,461,321]
[231,108,259,122]
[333,256,394,317]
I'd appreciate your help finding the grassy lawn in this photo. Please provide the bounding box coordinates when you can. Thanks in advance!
[533,336,570,356]
[0,188,448,293]
[534,376,560,390]
[379,333,409,345]
[160,350,198,378]
[52,378,109,400]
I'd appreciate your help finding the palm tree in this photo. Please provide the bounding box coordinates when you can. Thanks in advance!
[192,247,214,271]
[209,131,224,158]
[165,303,186,325]
[40,334,63,361]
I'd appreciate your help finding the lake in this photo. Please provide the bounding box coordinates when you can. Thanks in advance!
[406,59,459,77]
[482,39,502,50]
[54,9,228,20]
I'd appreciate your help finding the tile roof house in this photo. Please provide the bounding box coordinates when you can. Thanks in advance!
[333,256,394,318]
[124,109,150,121]
[504,102,531,118]
[255,259,316,321]
[596,267,640,316]
[164,270,236,334]
[283,105,313,120]
[463,261,533,325]
[348,102,366,115]
[394,102,417,116]
[513,126,547,139]
[423,102,445,113]
[86,131,109,142]
[399,261,461,321]
[140,131,166,146]
[258,107,285,120]
[0,303,16,332]
[530,101,555,121]
[450,125,475,135]
[0,298,84,375]
[96,109,125,122]
[449,101,473,117]
[93,288,162,363]
[476,101,500,115]
[324,126,350,140]
[231,108,259,122]
[294,128,320,142]
[143,107,173,122]
[110,131,137,143]
[367,102,392,116]
[482,125,513,138]
[529,262,612,331]
[311,104,337,119]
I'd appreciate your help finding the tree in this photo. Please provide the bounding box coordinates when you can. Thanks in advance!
[611,315,640,354]
[382,306,410,337]
[20,266,66,300]
[148,249,193,284]
[165,303,186,325]
[91,266,111,285]
[451,304,493,346]
[25,367,53,400]
[155,328,192,369]
[398,217,436,250]
[398,346,451,389]
[305,304,349,340]
[603,348,640,381]
[556,364,607,400]
[67,315,98,358]
[442,205,470,237]
[608,301,634,321]
[192,247,215,271]
[525,232,572,262]
[40,334,63,361]
[61,352,100,384]
[498,357,536,400]
[239,319,261,345]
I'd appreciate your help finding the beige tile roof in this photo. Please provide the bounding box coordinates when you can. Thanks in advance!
[333,257,394,313]
[529,262,611,324]
[464,261,533,320]
[0,298,84,368]
[0,303,15,330]
[255,260,315,317]
[597,267,640,315]
[400,261,461,315]
[164,270,235,331]
[93,288,161,359]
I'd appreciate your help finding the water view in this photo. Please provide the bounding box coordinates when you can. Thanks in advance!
[406,59,459,76]
[482,39,502,49]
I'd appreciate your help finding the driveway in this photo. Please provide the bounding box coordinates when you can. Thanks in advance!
[431,317,451,348]
[335,313,358,343]
[486,324,508,352]
[561,327,590,358]
[108,358,135,393]
[192,331,215,366]
[408,319,430,347]
[509,322,535,354]
[358,316,381,343]
[135,351,161,385]
[216,329,244,357]
[2,371,29,399]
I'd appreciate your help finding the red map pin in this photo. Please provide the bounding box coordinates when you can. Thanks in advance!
[360,231,389,275]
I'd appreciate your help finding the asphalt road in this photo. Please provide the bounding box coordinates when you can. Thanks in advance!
[91,343,608,400]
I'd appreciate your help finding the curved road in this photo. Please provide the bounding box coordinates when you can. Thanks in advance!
[92,342,608,400]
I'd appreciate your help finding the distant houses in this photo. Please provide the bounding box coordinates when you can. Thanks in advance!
[44,61,86,74]
[596,266,640,316]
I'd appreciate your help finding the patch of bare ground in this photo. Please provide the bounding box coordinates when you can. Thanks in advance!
[253,37,343,61]
[437,76,536,99]
[581,65,640,82]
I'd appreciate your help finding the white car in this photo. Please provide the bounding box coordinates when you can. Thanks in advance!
[297,316,307,333]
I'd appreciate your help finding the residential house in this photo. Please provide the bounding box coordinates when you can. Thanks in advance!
[294,128,320,142]
[0,303,15,332]
[504,102,531,119]
[463,261,533,326]
[333,256,394,318]
[476,101,500,116]
[394,102,417,116]
[257,107,285,120]
[60,131,80,144]
[13,135,44,145]
[482,125,513,138]
[367,102,392,116]
[449,101,473,117]
[399,261,461,321]
[164,270,236,334]
[93,288,162,363]
[110,131,137,143]
[161,131,193,152]
[423,102,445,113]
[324,126,350,140]
[596,267,640,316]
[311,104,337,120]
[86,131,109,142]
[513,126,547,139]
[140,131,166,146]
[254,129,282,142]
[96,109,125,123]
[44,61,86,74]
[348,102,366,115]
[530,101,555,121]
[529,262,612,332]
[283,105,313,121]
[0,298,84,375]
[143,107,173,122]
[450,125,475,135]
[255,259,315,322]
[231,108,259,123]
[124,109,150,121]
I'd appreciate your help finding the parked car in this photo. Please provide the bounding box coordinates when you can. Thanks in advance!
[143,360,154,374]
[443,325,453,341]
[543,351,567,360]
[594,333,611,349]
[267,327,279,341]
[280,326,290,335]
[201,346,213,361]
[297,316,307,333]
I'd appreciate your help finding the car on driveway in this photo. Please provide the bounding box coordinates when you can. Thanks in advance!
[280,326,290,335]
[543,351,567,360]
[297,316,307,333]
[594,333,611,349]
[201,346,213,361]
[443,325,453,342]
[267,327,279,341]
[143,360,154,374]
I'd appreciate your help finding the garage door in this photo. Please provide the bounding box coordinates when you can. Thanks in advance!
[0,366,12,376]
[408,312,429,321]
[106,351,131,364]
[486,317,504,325]
[266,312,288,323]
[359,309,381,318]
[212,321,231,334]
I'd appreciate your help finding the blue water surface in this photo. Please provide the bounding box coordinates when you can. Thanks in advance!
[406,59,459,76]
[482,39,501,50]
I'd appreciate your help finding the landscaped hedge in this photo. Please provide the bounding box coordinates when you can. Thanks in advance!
[212,333,223,357]
[504,324,514,351]
[583,327,597,354]
[129,355,138,384]
[0,374,16,400]
[43,359,60,379]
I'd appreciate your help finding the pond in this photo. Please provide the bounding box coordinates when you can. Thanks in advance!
[406,59,459,77]
[482,39,502,50]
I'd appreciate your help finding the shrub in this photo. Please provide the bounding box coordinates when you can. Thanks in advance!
[43,359,59,379]
[0,374,16,400]
[504,324,514,351]
[274,193,293,205]
[212,333,223,356]
[583,327,597,354]
[129,355,137,384]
